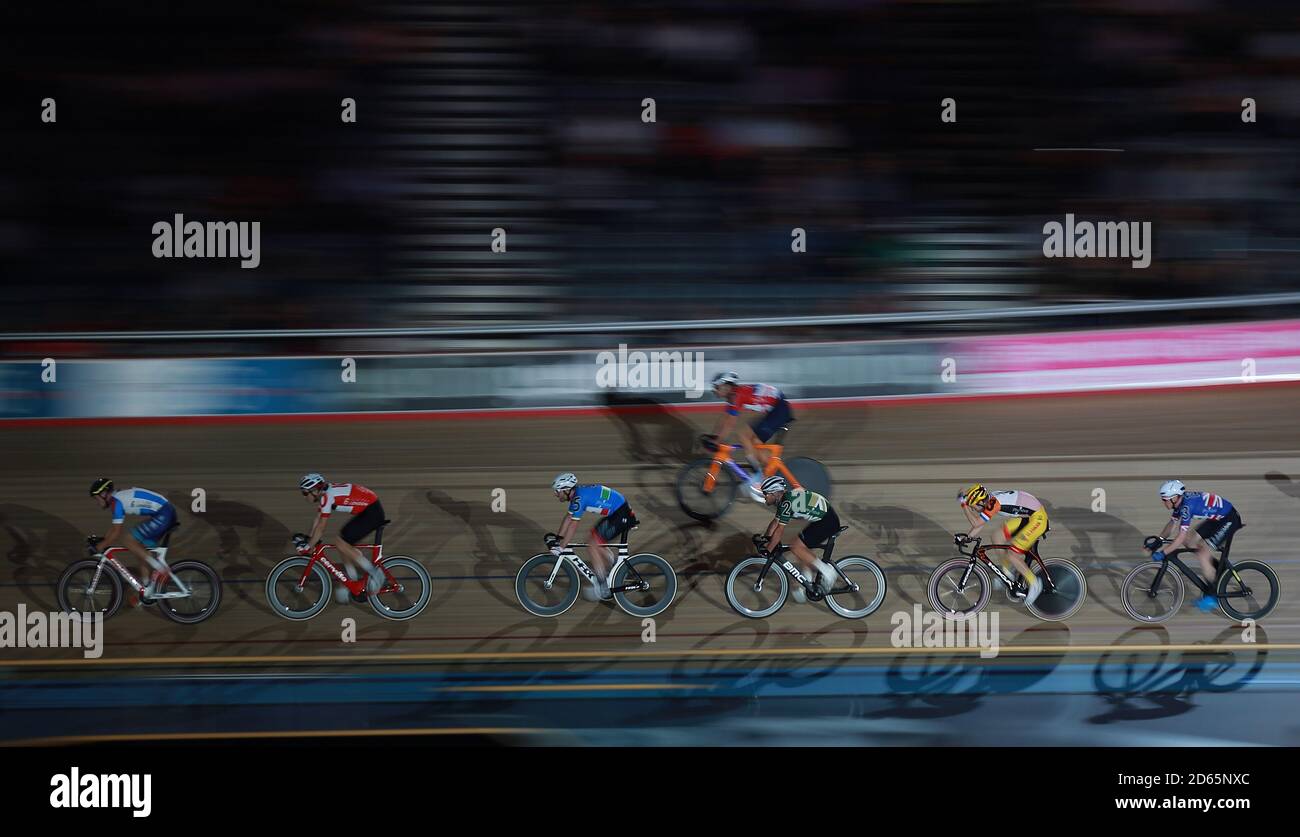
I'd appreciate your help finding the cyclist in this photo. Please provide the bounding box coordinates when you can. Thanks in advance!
[549,472,638,601]
[88,478,178,607]
[758,475,839,603]
[707,371,794,498]
[1151,479,1241,614]
[298,473,386,603]
[957,484,1047,607]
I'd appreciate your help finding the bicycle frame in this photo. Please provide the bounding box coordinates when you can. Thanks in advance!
[1143,541,1253,602]
[700,439,802,494]
[545,540,647,594]
[748,541,856,598]
[296,541,402,596]
[90,545,192,600]
[956,540,1057,595]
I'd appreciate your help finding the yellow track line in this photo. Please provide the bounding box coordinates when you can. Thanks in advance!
[3,642,1298,667]
[3,727,547,747]
[456,683,707,693]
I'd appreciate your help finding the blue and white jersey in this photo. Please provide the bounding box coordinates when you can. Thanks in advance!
[567,485,626,521]
[1172,491,1234,530]
[109,487,171,525]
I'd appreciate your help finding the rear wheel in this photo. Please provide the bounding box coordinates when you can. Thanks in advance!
[612,554,677,617]
[516,553,580,617]
[927,559,989,619]
[158,560,223,624]
[725,555,788,618]
[266,556,331,621]
[368,556,432,620]
[676,458,739,521]
[786,457,832,501]
[825,556,887,619]
[1216,560,1279,622]
[56,560,123,621]
[1120,562,1184,624]
[1024,558,1087,622]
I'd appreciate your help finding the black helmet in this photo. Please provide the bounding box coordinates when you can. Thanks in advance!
[89,478,114,496]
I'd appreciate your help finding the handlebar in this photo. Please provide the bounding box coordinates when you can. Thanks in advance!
[1143,535,1171,551]
[85,535,103,556]
[544,532,560,548]
[953,534,982,557]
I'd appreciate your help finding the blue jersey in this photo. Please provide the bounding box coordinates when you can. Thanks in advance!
[1173,491,1234,530]
[567,485,626,521]
[109,487,171,525]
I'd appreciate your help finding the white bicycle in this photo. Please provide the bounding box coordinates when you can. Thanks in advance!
[57,530,222,624]
[515,531,677,618]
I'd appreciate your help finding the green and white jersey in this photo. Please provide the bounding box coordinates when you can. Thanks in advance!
[775,488,829,524]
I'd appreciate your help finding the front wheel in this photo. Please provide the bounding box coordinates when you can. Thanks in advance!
[369,556,432,620]
[612,554,677,617]
[927,559,990,619]
[57,560,123,621]
[516,553,580,617]
[266,556,332,621]
[1120,562,1184,624]
[158,561,223,624]
[1024,558,1087,622]
[1216,560,1280,622]
[825,556,887,619]
[725,555,789,618]
[675,458,739,521]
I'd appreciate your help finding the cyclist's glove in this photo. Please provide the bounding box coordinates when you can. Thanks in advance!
[549,545,564,557]
[1151,551,1165,562]
[543,532,560,548]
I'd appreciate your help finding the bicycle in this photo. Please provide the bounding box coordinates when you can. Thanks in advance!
[516,528,677,618]
[56,524,222,624]
[725,527,887,619]
[1120,534,1279,623]
[265,521,431,621]
[675,425,831,521]
[927,534,1087,621]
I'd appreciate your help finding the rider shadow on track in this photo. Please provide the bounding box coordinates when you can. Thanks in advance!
[862,626,1071,721]
[839,502,949,607]
[1264,472,1300,500]
[600,391,699,466]
[1086,626,1269,726]
[0,504,86,611]
[192,496,293,614]
[423,489,547,609]
[1041,503,1146,619]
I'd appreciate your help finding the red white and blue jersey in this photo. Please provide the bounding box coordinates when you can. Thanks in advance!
[109,488,171,525]
[726,383,783,416]
[1172,491,1234,530]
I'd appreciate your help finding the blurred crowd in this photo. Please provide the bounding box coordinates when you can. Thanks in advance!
[3,0,1299,347]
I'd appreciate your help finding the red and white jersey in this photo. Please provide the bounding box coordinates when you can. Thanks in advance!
[726,383,783,416]
[318,483,378,518]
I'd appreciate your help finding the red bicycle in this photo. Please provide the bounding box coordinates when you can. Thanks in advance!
[265,522,431,621]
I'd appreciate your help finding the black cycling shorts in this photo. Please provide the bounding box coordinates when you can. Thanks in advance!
[798,507,841,549]
[340,502,386,545]
[1196,508,1241,551]
[592,503,637,545]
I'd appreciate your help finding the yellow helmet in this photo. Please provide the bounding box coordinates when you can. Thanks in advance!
[962,483,989,507]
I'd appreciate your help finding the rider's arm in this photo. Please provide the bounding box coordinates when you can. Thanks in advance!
[1164,524,1191,553]
[765,519,785,547]
[963,505,986,539]
[307,514,328,549]
[554,515,580,549]
[1157,517,1176,541]
[97,522,124,551]
[712,411,737,441]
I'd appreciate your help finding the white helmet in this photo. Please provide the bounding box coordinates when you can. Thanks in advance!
[552,472,578,492]
[760,475,788,495]
[299,473,326,492]
[711,371,740,388]
[1158,479,1185,500]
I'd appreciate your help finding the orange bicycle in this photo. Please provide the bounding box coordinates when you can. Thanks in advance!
[675,426,830,521]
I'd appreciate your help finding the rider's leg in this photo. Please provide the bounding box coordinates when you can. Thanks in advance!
[586,542,612,581]
[790,527,838,591]
[738,424,765,473]
[1192,538,1218,587]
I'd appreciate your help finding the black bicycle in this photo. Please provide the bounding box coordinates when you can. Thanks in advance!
[927,534,1087,621]
[724,527,886,619]
[1120,533,1279,623]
